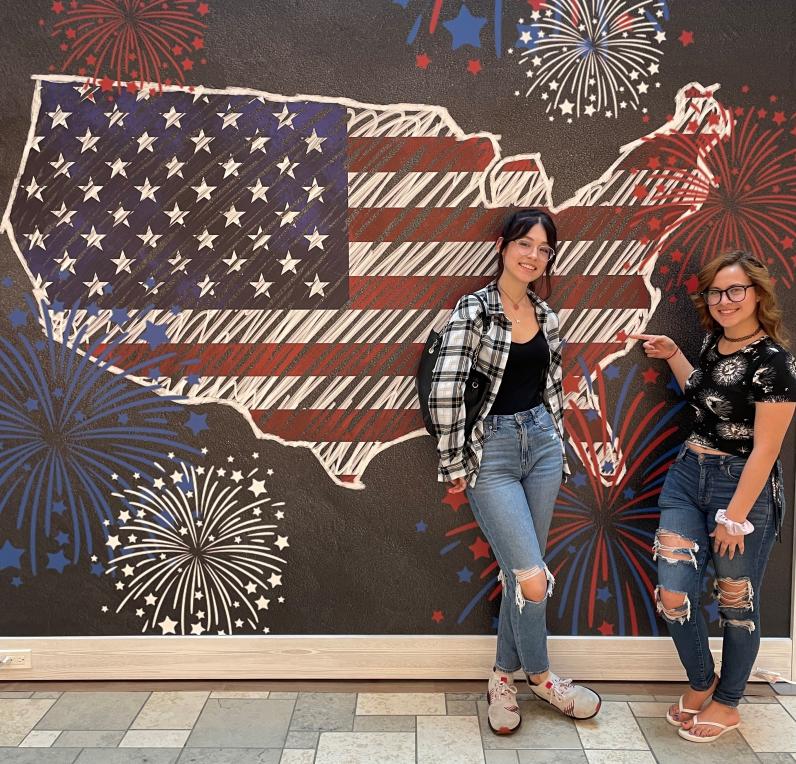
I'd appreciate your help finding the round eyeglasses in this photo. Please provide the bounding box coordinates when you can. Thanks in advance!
[513,240,556,261]
[700,284,756,306]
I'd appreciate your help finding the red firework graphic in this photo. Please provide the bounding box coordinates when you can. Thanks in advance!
[633,93,796,290]
[47,0,209,92]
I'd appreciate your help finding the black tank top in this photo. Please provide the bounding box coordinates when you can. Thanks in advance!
[488,331,549,415]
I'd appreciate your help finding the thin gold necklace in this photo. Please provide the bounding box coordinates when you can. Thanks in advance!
[498,284,526,311]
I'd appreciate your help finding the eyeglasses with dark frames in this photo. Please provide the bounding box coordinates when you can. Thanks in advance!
[700,284,756,306]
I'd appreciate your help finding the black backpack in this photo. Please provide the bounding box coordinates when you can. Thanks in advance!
[416,294,491,439]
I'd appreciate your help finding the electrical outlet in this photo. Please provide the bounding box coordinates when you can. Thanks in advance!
[0,650,32,669]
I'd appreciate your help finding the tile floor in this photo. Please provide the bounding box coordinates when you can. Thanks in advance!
[0,680,794,763]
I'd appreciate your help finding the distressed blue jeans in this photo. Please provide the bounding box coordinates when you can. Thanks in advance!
[655,444,778,707]
[466,404,564,676]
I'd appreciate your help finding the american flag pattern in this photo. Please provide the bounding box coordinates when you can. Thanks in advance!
[2,76,731,487]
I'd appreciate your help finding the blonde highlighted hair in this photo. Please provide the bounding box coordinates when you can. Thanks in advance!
[690,250,788,345]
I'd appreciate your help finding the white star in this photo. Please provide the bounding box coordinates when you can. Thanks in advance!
[219,156,242,178]
[105,534,121,550]
[136,131,157,153]
[32,274,52,302]
[191,177,216,201]
[273,104,296,129]
[105,105,126,127]
[247,179,269,202]
[655,30,666,43]
[222,251,247,273]
[223,204,245,227]
[197,275,216,296]
[134,177,160,202]
[267,573,282,588]
[106,157,129,178]
[584,103,596,116]
[277,251,301,274]
[637,81,649,94]
[78,177,103,202]
[274,510,284,520]
[164,203,189,227]
[274,536,289,550]
[249,274,273,297]
[165,156,185,178]
[122,564,135,577]
[51,202,76,226]
[168,252,191,274]
[29,135,44,152]
[152,476,165,490]
[304,227,328,250]
[531,54,542,66]
[195,228,218,250]
[230,470,243,482]
[158,616,177,635]
[81,226,106,249]
[217,106,242,129]
[170,469,183,484]
[520,30,532,43]
[303,178,325,203]
[49,153,75,178]
[305,273,328,297]
[244,582,257,594]
[111,251,135,274]
[249,478,267,497]
[83,272,108,296]
[255,596,270,610]
[549,80,559,90]
[191,129,214,153]
[648,63,659,75]
[629,70,640,81]
[303,128,326,153]
[48,105,71,129]
[24,176,45,201]
[247,226,271,251]
[191,622,206,635]
[137,226,161,248]
[108,206,132,227]
[54,250,76,273]
[275,203,300,227]
[276,155,299,178]
[247,131,270,153]
[161,106,185,129]
[77,127,100,153]
[559,99,574,115]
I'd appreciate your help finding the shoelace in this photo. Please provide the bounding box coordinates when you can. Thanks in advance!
[549,676,574,702]
[491,681,519,710]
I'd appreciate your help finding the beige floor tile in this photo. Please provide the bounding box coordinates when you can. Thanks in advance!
[417,715,485,764]
[209,691,271,699]
[575,702,648,750]
[315,731,415,764]
[280,751,315,764]
[356,692,445,715]
[132,691,209,729]
[628,701,671,718]
[779,696,796,720]
[18,729,61,747]
[478,700,581,750]
[0,698,57,746]
[585,751,655,764]
[516,753,586,763]
[119,728,191,747]
[738,704,796,752]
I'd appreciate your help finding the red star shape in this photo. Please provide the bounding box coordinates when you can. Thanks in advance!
[198,2,210,15]
[86,54,96,65]
[616,330,628,342]
[99,75,114,92]
[469,536,491,560]
[172,44,183,55]
[642,115,650,124]
[563,375,581,394]
[772,111,786,126]
[642,367,660,384]
[671,249,684,262]
[467,59,482,75]
[442,490,469,512]
[52,0,64,12]
[756,108,767,119]
[648,217,662,232]
[192,36,204,50]
[65,27,76,39]
[707,113,720,126]
[597,620,614,636]
[659,265,670,275]
[741,84,750,93]
[126,80,139,94]
[432,610,444,623]
[769,94,778,103]
[678,30,694,47]
[781,236,794,250]
[684,274,699,294]
[734,106,745,117]
[181,57,193,71]
[646,156,661,170]
[416,53,431,69]
[632,184,648,200]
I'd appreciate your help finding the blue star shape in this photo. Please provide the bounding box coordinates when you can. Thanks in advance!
[141,321,170,350]
[55,531,70,546]
[623,487,636,500]
[52,387,64,399]
[572,472,587,487]
[604,364,620,380]
[443,4,486,49]
[11,576,22,587]
[602,460,615,474]
[86,302,101,317]
[415,520,428,533]
[147,366,161,379]
[74,411,86,423]
[118,413,129,425]
[24,398,38,412]
[46,550,70,573]
[596,587,612,602]
[170,305,182,315]
[1,276,12,288]
[186,373,201,385]
[0,540,25,570]
[567,544,577,554]
[457,566,473,583]
[515,23,541,50]
[111,307,130,325]
[9,308,27,328]
[90,562,105,576]
[585,409,599,421]
[51,500,66,515]
[186,411,209,435]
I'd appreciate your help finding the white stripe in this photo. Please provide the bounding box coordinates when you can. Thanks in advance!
[348,171,484,208]
[349,241,495,276]
[559,308,648,344]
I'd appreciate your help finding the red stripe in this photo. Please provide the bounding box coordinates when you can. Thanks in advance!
[98,341,623,378]
[348,275,651,310]
[347,137,496,172]
[347,206,689,242]
[500,159,539,172]
[251,409,423,442]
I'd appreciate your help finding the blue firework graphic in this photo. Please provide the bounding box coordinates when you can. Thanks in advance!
[0,299,200,575]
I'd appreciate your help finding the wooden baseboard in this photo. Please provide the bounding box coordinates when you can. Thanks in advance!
[0,636,791,681]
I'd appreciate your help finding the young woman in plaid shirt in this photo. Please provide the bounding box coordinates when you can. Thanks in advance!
[429,209,601,734]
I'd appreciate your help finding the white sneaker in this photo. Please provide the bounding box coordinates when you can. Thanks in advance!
[528,670,601,720]
[487,670,521,734]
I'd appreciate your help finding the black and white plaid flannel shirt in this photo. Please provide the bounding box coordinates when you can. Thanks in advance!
[428,280,569,485]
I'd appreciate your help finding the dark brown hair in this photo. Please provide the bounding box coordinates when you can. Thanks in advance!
[495,208,557,300]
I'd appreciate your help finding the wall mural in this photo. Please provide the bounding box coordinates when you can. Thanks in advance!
[0,1,793,640]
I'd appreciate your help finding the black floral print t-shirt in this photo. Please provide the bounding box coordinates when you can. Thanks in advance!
[684,333,796,455]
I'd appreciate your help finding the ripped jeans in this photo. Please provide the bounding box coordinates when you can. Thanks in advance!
[655,444,777,708]
[466,404,563,676]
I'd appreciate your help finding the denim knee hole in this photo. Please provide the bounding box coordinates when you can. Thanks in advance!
[653,529,699,569]
[655,585,692,624]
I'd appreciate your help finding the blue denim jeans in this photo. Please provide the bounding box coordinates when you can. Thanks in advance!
[655,444,778,708]
[466,404,564,676]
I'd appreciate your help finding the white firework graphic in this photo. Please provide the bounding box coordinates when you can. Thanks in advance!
[517,0,668,119]
[105,461,287,635]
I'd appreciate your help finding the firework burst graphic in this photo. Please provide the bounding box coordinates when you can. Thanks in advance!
[107,461,287,635]
[517,0,669,120]
[47,0,209,93]
[547,363,685,636]
[635,103,796,289]
[0,299,197,574]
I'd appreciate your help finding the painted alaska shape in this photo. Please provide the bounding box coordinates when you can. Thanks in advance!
[3,77,731,486]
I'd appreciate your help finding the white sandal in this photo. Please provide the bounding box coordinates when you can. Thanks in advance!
[665,695,702,727]
[677,715,740,743]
